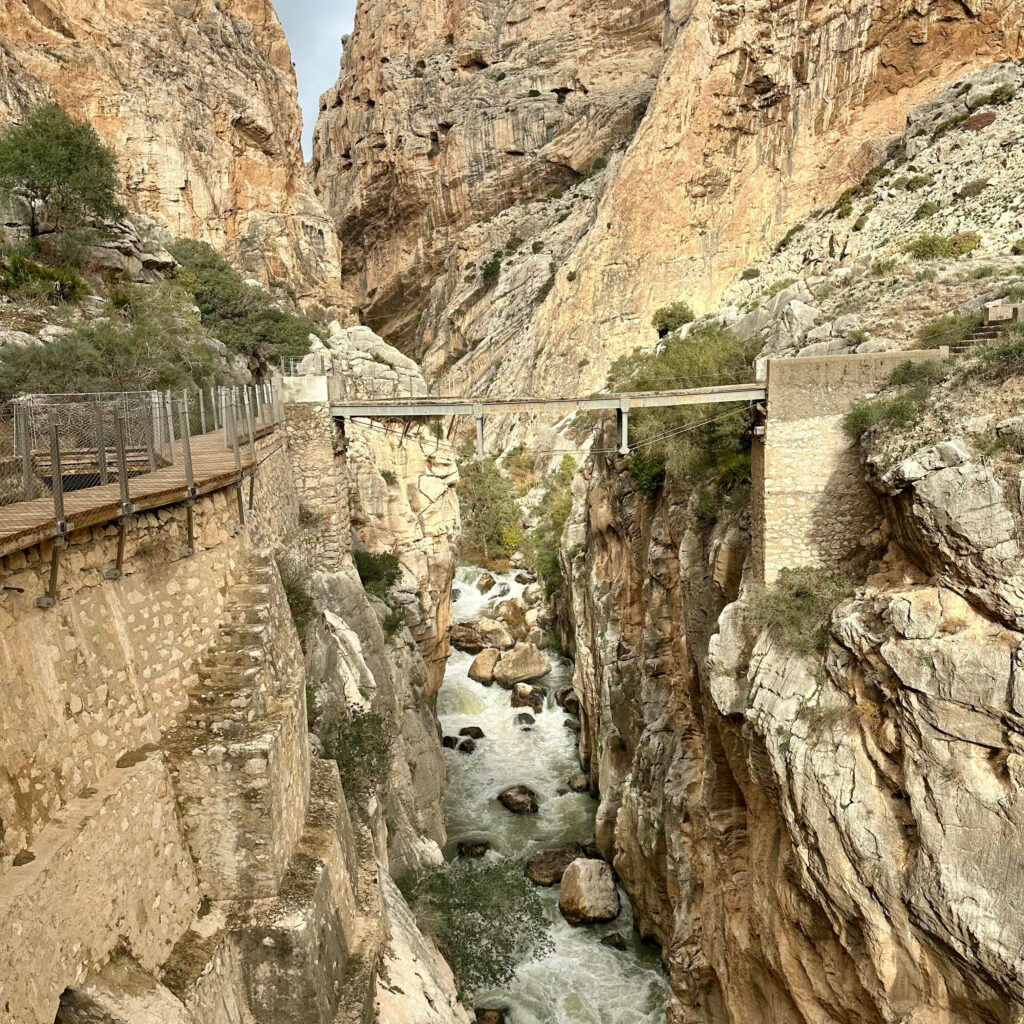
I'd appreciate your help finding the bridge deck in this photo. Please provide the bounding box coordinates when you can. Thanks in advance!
[330,382,767,419]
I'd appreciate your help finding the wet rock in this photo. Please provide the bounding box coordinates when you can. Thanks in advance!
[498,785,539,814]
[451,618,514,654]
[511,683,544,714]
[458,841,491,858]
[563,717,581,734]
[475,1010,507,1024]
[468,647,500,683]
[526,844,584,885]
[555,685,580,716]
[600,932,628,951]
[581,839,602,860]
[493,642,552,687]
[476,572,496,593]
[558,859,620,925]
[458,738,477,753]
[514,712,536,728]
[568,772,589,793]
[494,597,529,640]
[451,587,462,602]
[442,736,458,749]
[459,726,485,739]
[515,571,535,585]
[522,582,543,608]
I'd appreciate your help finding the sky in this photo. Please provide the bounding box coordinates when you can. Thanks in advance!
[276,1,357,157]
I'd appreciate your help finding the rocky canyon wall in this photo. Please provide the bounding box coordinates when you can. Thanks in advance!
[0,0,347,317]
[561,401,1024,1021]
[317,0,1023,407]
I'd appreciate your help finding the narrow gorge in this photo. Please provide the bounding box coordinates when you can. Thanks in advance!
[3,1,1024,1023]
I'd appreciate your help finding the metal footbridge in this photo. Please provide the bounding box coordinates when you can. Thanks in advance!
[330,382,768,455]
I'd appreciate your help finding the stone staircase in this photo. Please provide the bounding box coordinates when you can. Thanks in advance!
[950,319,1008,354]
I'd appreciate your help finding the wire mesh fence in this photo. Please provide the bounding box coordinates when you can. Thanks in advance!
[0,383,284,516]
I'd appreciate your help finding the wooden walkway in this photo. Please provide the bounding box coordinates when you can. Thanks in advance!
[0,429,268,559]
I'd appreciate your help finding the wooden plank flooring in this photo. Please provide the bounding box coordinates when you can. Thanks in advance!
[0,428,269,559]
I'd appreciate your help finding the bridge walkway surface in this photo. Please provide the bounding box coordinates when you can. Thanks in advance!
[0,427,269,560]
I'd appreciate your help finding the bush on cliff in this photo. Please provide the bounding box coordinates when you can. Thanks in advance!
[916,311,983,349]
[321,706,395,804]
[276,554,316,647]
[0,280,216,400]
[0,104,123,240]
[354,549,402,599]
[169,239,319,364]
[608,322,757,504]
[398,858,552,998]
[751,567,853,656]
[651,300,694,337]
[528,454,576,593]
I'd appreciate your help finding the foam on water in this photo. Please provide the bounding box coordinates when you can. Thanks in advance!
[440,568,671,1024]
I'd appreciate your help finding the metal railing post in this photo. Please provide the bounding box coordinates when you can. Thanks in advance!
[15,403,34,501]
[37,410,70,608]
[225,394,245,529]
[105,410,133,580]
[243,388,258,511]
[165,390,176,464]
[199,388,207,434]
[94,402,109,486]
[179,399,196,556]
[143,395,157,472]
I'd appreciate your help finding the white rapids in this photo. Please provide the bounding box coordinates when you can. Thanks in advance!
[438,566,671,1024]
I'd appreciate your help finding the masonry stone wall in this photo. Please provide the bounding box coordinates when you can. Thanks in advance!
[754,350,948,584]
[0,400,371,1024]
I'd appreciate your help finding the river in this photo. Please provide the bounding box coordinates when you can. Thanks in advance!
[436,566,671,1024]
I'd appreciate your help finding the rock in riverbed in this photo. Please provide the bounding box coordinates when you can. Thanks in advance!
[568,772,589,793]
[514,712,535,728]
[458,738,477,754]
[498,785,539,814]
[459,726,485,739]
[511,683,544,714]
[601,932,628,951]
[559,859,620,925]
[475,1009,507,1024]
[451,618,514,653]
[468,647,500,683]
[556,684,580,716]
[457,841,491,859]
[493,642,551,687]
[526,844,584,885]
[476,572,496,593]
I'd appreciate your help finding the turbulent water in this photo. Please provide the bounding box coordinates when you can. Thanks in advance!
[437,567,671,1024]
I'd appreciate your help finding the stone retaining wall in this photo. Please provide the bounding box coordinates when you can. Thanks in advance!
[753,350,948,583]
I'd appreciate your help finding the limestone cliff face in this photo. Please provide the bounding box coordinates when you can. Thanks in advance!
[562,408,1024,1022]
[312,0,668,352]
[0,0,346,317]
[317,0,1022,404]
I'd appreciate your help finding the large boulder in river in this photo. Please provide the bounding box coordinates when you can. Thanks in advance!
[522,582,543,608]
[450,618,514,653]
[468,647,500,683]
[558,859,620,925]
[493,642,551,687]
[497,785,539,814]
[476,572,497,593]
[494,597,528,640]
[476,1010,507,1024]
[511,683,544,714]
[526,844,584,885]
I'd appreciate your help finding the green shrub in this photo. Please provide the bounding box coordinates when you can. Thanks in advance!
[0,249,87,303]
[971,324,1024,383]
[751,567,854,655]
[566,270,577,282]
[842,385,931,441]
[651,300,695,337]
[740,267,761,281]
[959,178,989,200]
[1011,240,1024,256]
[321,707,394,804]
[590,155,608,173]
[480,254,502,288]
[904,174,934,192]
[399,858,552,998]
[0,281,216,400]
[887,359,949,387]
[381,469,398,486]
[853,213,869,231]
[170,239,319,362]
[534,274,556,305]
[277,555,316,646]
[871,258,897,276]
[458,457,522,566]
[531,241,544,253]
[353,550,402,600]
[916,311,983,349]
[764,276,799,299]
[931,114,968,140]
[915,268,938,282]
[546,184,566,200]
[904,232,980,260]
[836,203,854,219]
[775,223,804,252]
[0,104,123,239]
[972,264,997,279]
[914,201,941,221]
[969,84,1016,110]
[527,455,575,592]
[505,236,524,254]
[609,323,756,505]
[528,89,541,97]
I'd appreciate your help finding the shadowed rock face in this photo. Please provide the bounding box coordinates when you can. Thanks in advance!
[316,0,1023,409]
[0,0,347,318]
